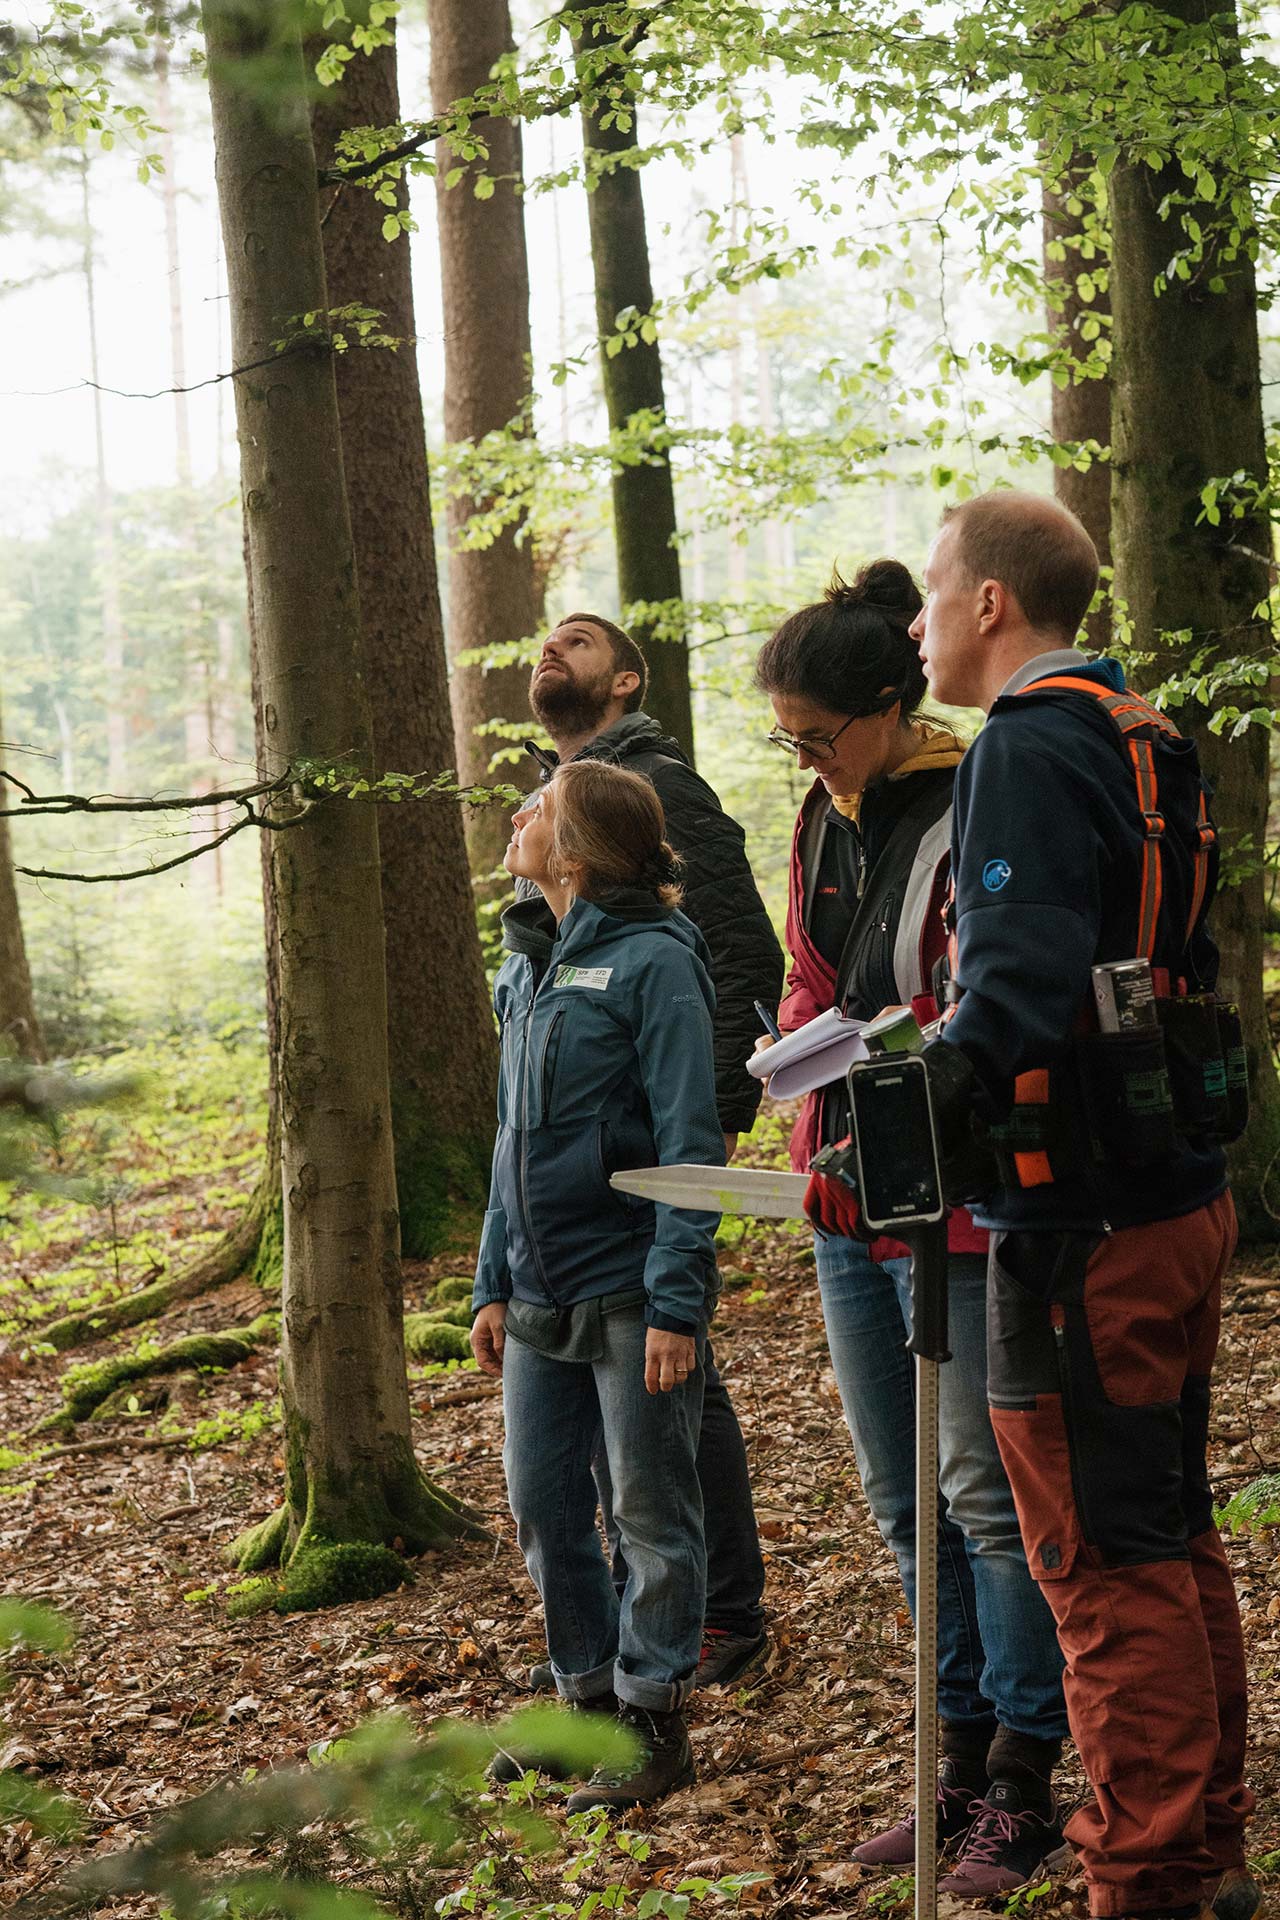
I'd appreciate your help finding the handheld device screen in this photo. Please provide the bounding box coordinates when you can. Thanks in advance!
[848,1056,945,1229]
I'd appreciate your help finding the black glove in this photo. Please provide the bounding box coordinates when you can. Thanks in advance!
[919,1037,997,1206]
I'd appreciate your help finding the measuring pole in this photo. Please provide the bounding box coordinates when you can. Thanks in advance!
[904,1220,950,1920]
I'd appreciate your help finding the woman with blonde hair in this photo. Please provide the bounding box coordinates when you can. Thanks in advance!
[472,758,724,1810]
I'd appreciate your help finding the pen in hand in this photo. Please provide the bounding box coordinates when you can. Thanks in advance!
[754,999,782,1043]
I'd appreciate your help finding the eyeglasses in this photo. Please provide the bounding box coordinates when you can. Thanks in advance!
[764,712,862,762]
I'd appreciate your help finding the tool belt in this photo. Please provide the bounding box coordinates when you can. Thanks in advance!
[987,996,1248,1191]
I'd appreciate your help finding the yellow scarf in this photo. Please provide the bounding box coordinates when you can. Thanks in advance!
[829,723,965,823]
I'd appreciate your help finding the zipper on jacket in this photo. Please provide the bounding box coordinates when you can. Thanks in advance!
[1051,1307,1093,1550]
[540,1007,565,1117]
[514,984,560,1307]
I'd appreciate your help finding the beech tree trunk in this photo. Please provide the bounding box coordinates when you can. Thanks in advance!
[1107,0,1280,1238]
[429,0,539,882]
[312,31,498,1259]
[80,159,128,794]
[1042,167,1112,651]
[0,708,46,1063]
[573,3,693,758]
[203,0,480,1598]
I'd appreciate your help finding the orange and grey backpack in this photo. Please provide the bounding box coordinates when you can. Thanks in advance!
[938,671,1247,1191]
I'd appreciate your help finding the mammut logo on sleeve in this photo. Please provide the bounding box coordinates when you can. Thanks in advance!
[554,964,612,990]
[983,859,1013,893]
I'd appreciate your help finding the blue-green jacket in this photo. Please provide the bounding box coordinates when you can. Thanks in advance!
[473,894,725,1333]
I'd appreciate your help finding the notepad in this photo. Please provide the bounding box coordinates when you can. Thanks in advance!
[745,1008,871,1101]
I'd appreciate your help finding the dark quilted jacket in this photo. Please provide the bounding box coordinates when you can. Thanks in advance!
[515,713,784,1134]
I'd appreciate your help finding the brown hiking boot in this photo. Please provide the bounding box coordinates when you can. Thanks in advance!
[488,1693,617,1784]
[564,1703,694,1812]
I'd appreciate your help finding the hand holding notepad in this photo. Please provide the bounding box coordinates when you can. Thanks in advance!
[746,1008,871,1101]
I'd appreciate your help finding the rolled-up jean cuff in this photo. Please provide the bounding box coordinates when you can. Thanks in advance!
[613,1666,692,1712]
[552,1656,615,1703]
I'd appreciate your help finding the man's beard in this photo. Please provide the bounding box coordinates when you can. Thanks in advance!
[529,663,616,739]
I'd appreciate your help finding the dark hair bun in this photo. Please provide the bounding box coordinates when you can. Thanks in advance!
[826,560,922,623]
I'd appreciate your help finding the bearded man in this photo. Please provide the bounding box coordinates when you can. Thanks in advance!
[512,611,784,1689]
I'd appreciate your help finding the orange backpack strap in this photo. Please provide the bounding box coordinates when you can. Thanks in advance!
[1017,672,1216,961]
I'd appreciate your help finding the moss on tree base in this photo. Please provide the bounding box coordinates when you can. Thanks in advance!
[226,1436,487,1613]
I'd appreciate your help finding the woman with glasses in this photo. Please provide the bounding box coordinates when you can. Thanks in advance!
[754,564,1069,1896]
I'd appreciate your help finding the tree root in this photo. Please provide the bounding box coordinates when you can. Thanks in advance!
[50,1315,276,1425]
[36,1186,270,1353]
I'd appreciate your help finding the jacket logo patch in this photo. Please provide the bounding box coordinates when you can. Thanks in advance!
[982,858,1012,892]
[554,964,612,990]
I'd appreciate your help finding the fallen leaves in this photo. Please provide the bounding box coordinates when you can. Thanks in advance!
[0,1220,1277,1916]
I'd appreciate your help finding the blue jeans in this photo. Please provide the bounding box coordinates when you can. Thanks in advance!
[816,1237,1067,1739]
[594,1338,767,1638]
[502,1302,706,1712]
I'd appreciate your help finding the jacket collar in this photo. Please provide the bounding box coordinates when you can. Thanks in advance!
[997,647,1090,700]
[523,710,687,783]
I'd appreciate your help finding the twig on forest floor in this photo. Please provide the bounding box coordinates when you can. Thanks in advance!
[709,1730,850,1778]
[24,1434,194,1461]
[426,1385,502,1409]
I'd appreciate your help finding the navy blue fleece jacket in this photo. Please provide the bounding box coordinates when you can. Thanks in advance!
[941,656,1226,1233]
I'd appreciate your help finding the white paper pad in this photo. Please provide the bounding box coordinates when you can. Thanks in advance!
[746,1008,870,1100]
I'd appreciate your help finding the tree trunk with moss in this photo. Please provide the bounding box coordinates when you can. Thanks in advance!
[1107,0,1280,1239]
[1042,165,1112,651]
[312,33,498,1259]
[0,709,45,1064]
[203,0,482,1601]
[429,0,539,886]
[572,3,693,760]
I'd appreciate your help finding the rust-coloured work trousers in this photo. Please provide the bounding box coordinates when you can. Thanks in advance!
[986,1193,1252,1916]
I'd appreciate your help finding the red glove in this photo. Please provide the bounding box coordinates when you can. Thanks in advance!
[803,1138,870,1240]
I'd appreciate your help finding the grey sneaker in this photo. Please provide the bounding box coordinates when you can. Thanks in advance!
[694,1628,769,1689]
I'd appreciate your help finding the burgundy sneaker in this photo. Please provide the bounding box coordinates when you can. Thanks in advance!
[850,1777,982,1867]
[939,1781,1071,1896]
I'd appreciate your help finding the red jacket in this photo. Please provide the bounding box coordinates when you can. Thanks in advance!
[777,772,987,1260]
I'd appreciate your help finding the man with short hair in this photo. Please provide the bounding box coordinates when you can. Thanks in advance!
[513,611,784,1687]
[905,490,1254,1920]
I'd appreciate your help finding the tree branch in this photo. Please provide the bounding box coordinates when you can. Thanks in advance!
[317,8,654,187]
[0,770,289,819]
[14,813,257,885]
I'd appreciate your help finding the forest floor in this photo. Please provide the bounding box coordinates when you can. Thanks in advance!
[2,1056,1280,1917]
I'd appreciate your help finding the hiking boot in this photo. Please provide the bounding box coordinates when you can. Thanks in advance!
[1205,1873,1262,1920]
[695,1628,769,1689]
[850,1771,982,1867]
[564,1702,695,1812]
[939,1781,1071,1897]
[488,1692,617,1785]
[527,1661,555,1693]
